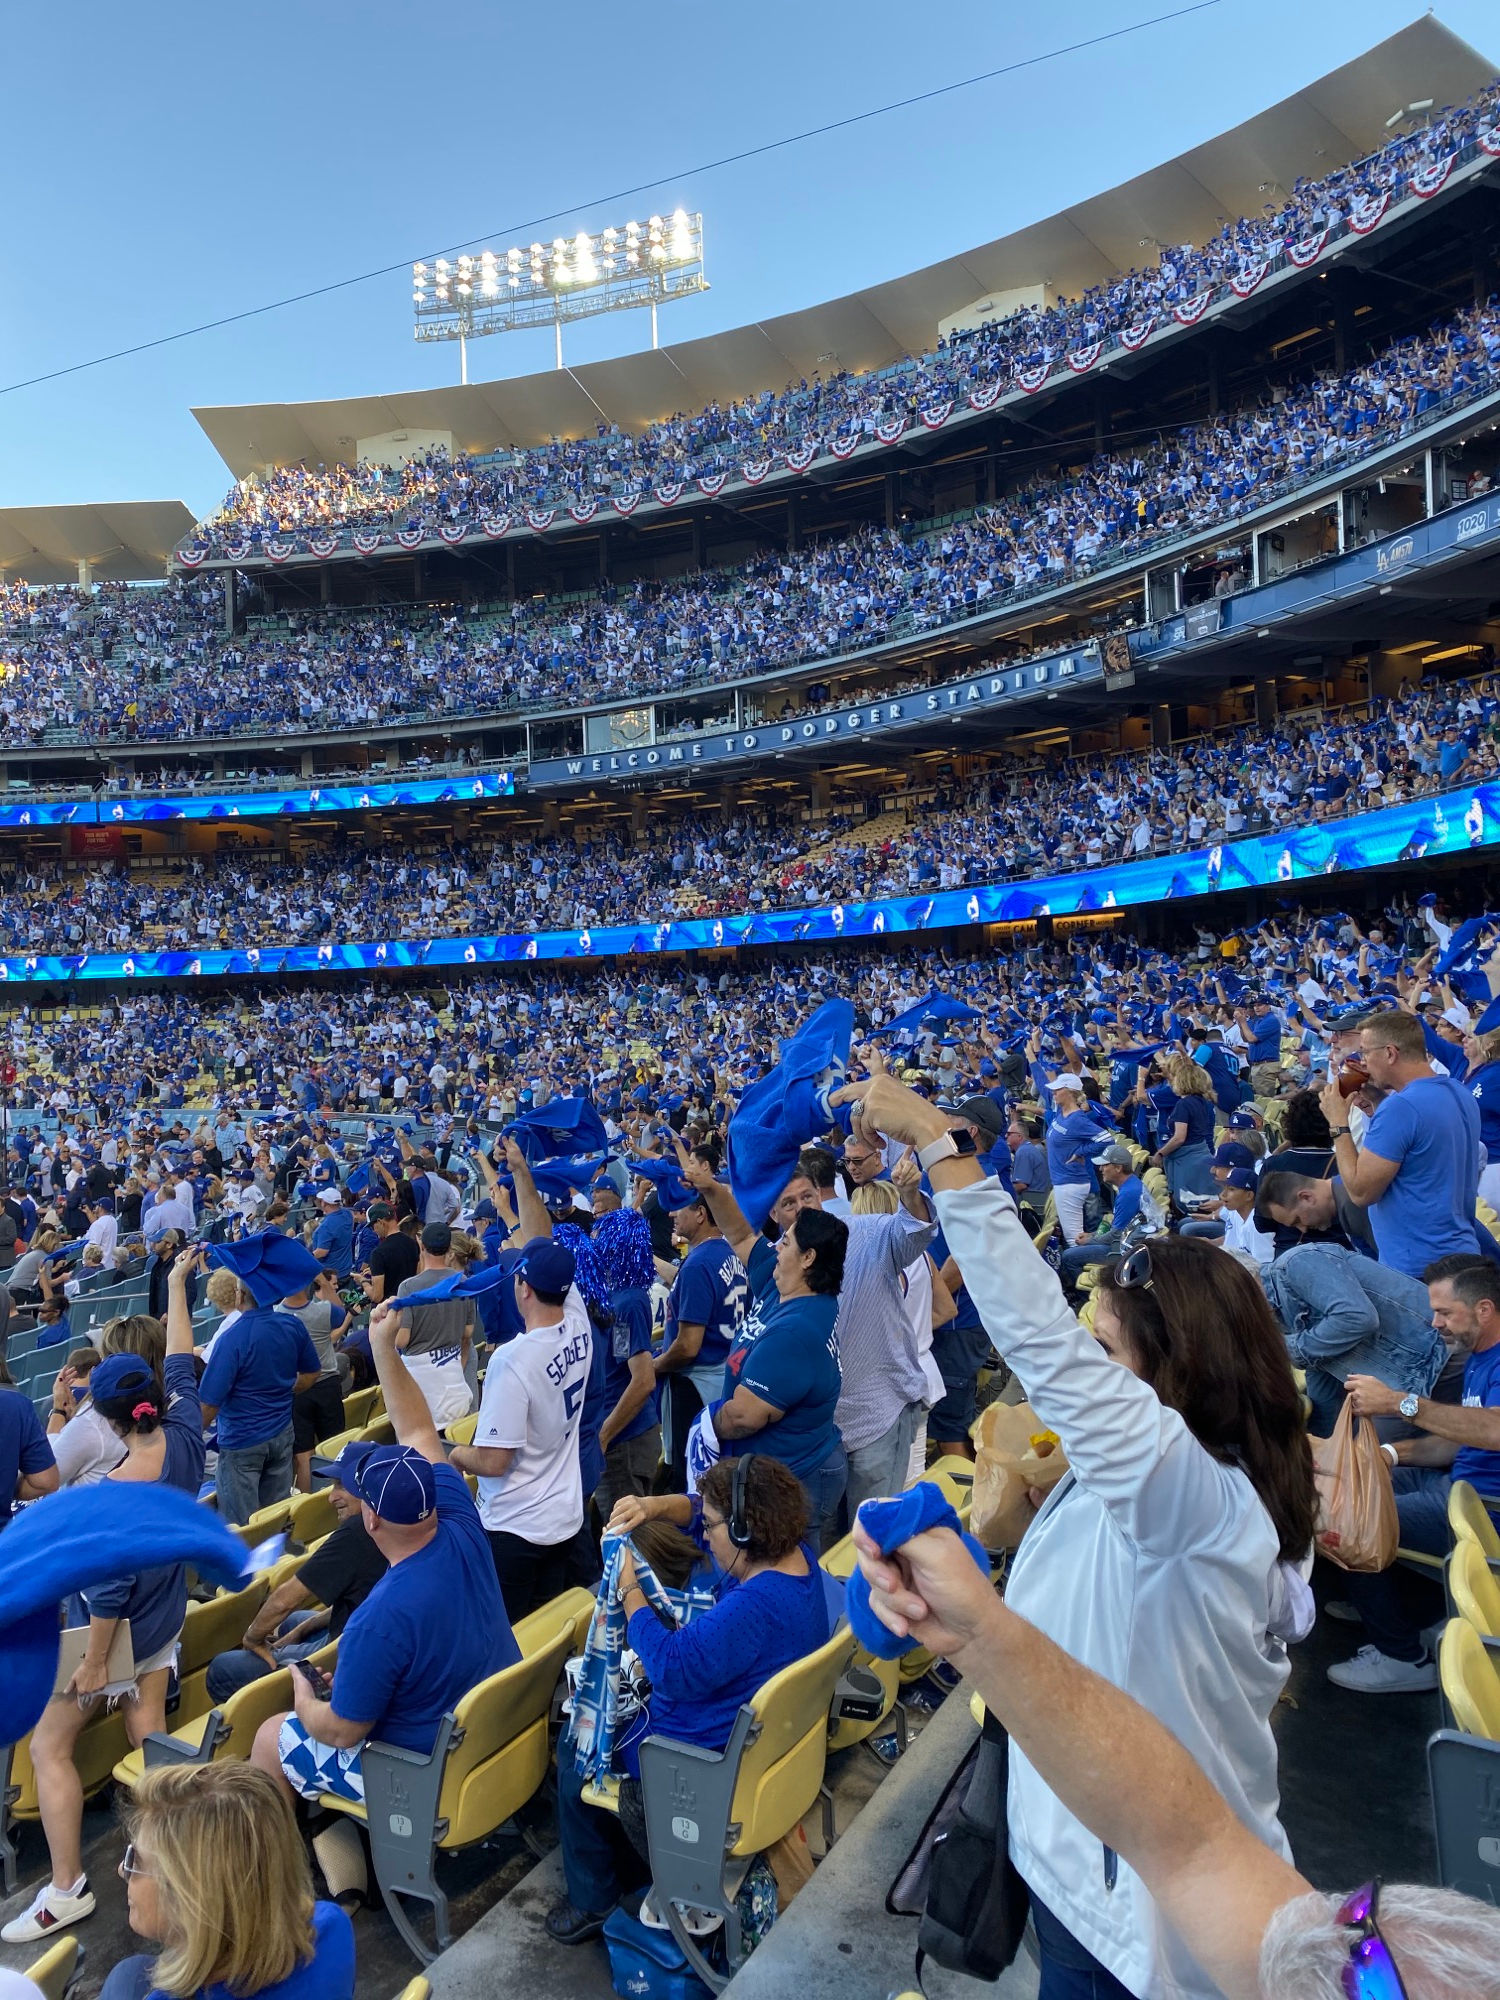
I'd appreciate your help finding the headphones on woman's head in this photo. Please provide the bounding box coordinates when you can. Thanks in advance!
[728,1452,756,1549]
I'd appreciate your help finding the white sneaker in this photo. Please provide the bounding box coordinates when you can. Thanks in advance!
[1,1877,96,1943]
[1327,1646,1438,1694]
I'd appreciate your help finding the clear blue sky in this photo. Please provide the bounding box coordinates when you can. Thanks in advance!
[0,1,1494,520]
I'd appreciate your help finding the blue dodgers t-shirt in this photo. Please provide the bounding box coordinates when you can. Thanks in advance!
[603,1285,659,1446]
[199,1307,322,1450]
[730,1294,841,1481]
[141,1900,355,2000]
[1362,1075,1483,1279]
[1045,1108,1110,1188]
[86,1353,206,1660]
[0,1386,53,1526]
[1453,1343,1500,1502]
[312,1206,354,1278]
[669,1237,749,1368]
[332,1460,518,1753]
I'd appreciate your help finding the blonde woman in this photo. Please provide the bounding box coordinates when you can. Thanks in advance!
[100,1763,354,2000]
[1152,1056,1218,1208]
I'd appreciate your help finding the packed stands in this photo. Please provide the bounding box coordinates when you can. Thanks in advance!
[184,82,1500,552]
[3,302,1499,747]
[0,663,1494,956]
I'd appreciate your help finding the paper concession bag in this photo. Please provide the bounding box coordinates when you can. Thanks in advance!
[969,1401,1069,1551]
[1311,1402,1398,1573]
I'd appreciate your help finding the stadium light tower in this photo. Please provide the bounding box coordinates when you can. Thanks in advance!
[412,211,708,382]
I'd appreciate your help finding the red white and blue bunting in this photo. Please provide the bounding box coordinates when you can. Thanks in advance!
[1348,190,1390,234]
[1286,227,1329,268]
[182,139,1499,573]
[1409,155,1455,198]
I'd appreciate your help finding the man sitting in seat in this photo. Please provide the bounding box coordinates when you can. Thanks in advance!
[1328,1254,1500,1694]
[250,1307,518,1807]
[545,1455,833,1945]
[204,1468,387,1704]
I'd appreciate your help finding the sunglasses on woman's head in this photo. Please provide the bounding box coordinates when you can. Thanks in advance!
[1338,1880,1410,2000]
[1114,1244,1155,1291]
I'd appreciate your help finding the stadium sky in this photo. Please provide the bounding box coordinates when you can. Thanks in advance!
[1,1,1496,522]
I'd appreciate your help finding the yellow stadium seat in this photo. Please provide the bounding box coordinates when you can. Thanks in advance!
[1449,1479,1500,1562]
[288,1487,339,1547]
[317,1605,578,1961]
[1440,1617,1500,1738]
[637,1623,855,1990]
[340,1385,379,1430]
[233,1497,293,1553]
[2,1707,129,1891]
[444,1412,478,1447]
[172,1576,271,1727]
[1450,1539,1500,1642]
[394,1983,431,2000]
[22,1936,80,2000]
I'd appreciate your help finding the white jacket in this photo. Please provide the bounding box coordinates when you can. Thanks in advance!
[934,1182,1292,2000]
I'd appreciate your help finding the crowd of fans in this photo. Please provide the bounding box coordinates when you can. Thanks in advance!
[3,298,1499,748]
[0,665,1493,957]
[3,877,1500,1992]
[185,83,1500,548]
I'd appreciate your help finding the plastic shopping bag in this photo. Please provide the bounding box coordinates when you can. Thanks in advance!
[1311,1400,1398,1573]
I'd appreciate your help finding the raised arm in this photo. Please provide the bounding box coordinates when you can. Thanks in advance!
[502,1137,551,1244]
[164,1246,200,1354]
[367,1301,444,1465]
[835,1074,1238,1556]
[853,1523,1306,2000]
[675,1137,758,1266]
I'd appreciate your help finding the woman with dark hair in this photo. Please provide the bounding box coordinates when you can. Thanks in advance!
[678,1151,848,1550]
[4,1251,204,1946]
[1277,1088,1333,1154]
[835,1071,1317,2000]
[547,1455,832,1944]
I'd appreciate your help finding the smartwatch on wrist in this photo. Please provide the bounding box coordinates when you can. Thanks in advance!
[916,1129,978,1173]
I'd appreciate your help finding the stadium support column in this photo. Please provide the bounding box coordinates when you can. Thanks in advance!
[320,565,333,605]
[223,570,237,636]
[1367,649,1417,701]
[76,558,93,592]
[884,472,899,530]
[598,529,611,583]
[810,771,831,816]
[1254,678,1278,730]
[505,541,517,602]
[690,515,704,571]
[1476,238,1496,309]
[631,795,647,839]
[787,492,800,552]
[1149,703,1172,752]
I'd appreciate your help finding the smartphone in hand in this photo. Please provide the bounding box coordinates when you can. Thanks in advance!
[295,1659,332,1702]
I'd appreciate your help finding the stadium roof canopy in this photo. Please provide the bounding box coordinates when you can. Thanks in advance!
[0,502,197,585]
[194,17,1495,484]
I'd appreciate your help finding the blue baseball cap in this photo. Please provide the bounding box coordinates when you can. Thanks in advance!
[1212,1141,1256,1171]
[514,1236,576,1298]
[335,1441,436,1525]
[1226,1110,1260,1130]
[1222,1167,1259,1192]
[89,1354,158,1410]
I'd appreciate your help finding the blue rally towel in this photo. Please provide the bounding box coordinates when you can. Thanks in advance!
[206,1227,322,1306]
[566,1530,718,1782]
[628,1155,700,1211]
[0,1483,251,1741]
[507,1097,610,1162]
[726,998,853,1231]
[847,1485,991,1661]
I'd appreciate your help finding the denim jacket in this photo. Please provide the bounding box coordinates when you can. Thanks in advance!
[1261,1242,1446,1392]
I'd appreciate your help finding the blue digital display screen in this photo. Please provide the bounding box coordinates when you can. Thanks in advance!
[0,780,1484,983]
